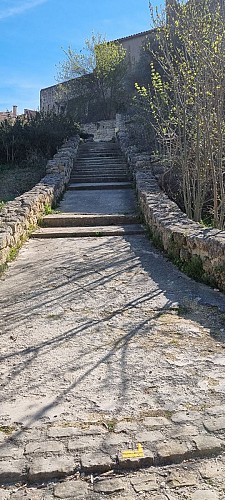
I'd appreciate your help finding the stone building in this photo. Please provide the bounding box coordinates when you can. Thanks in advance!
[0,105,17,123]
[40,30,153,120]
[40,0,223,121]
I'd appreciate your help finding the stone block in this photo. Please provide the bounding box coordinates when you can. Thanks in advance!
[171,411,200,424]
[166,470,198,488]
[203,417,225,433]
[130,473,158,492]
[0,445,23,459]
[190,490,219,500]
[142,417,171,428]
[25,440,64,455]
[171,424,199,439]
[68,436,102,452]
[11,490,44,500]
[28,456,75,481]
[206,404,225,416]
[94,478,125,494]
[0,460,26,482]
[103,432,129,447]
[48,425,106,439]
[54,480,88,499]
[156,440,192,464]
[199,463,225,479]
[193,436,222,457]
[135,430,164,443]
[80,451,113,473]
[114,421,139,433]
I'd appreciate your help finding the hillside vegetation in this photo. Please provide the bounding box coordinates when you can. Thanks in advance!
[0,112,80,203]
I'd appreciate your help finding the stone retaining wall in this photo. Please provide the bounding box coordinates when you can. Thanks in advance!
[0,136,80,270]
[116,120,225,292]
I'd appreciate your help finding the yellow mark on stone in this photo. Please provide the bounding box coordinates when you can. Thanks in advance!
[121,443,144,459]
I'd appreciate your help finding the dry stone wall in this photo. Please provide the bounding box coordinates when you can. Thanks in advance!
[0,136,80,270]
[116,118,225,292]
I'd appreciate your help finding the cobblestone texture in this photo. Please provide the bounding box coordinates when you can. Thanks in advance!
[1,132,225,497]
[1,457,225,498]
[0,232,225,497]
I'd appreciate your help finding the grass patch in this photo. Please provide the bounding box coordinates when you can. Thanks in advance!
[102,419,117,432]
[181,255,204,280]
[0,224,37,277]
[0,425,16,435]
[140,409,174,419]
[47,313,63,320]
[44,203,53,215]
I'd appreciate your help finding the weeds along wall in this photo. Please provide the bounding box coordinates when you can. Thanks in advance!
[0,136,80,271]
[116,115,225,292]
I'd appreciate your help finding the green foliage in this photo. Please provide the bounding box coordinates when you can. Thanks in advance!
[57,33,127,120]
[44,203,53,215]
[181,256,204,281]
[135,0,225,229]
[0,112,80,167]
[0,425,16,435]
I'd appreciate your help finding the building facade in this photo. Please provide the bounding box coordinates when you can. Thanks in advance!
[0,106,17,123]
[40,30,153,119]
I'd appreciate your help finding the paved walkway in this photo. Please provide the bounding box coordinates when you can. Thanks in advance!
[1,141,225,498]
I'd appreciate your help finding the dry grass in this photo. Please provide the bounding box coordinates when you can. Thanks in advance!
[0,164,46,203]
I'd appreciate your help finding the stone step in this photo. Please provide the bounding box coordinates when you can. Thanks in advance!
[32,224,145,238]
[70,180,129,184]
[67,182,132,190]
[80,145,119,149]
[71,170,128,175]
[75,166,127,170]
[79,150,120,155]
[70,171,128,177]
[74,162,127,165]
[70,177,129,182]
[78,153,122,157]
[73,170,127,175]
[77,155,125,162]
[70,173,128,176]
[75,168,127,172]
[75,161,127,166]
[41,213,140,227]
[79,151,120,155]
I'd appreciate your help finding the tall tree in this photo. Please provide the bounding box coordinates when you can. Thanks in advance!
[135,0,225,228]
[57,33,127,120]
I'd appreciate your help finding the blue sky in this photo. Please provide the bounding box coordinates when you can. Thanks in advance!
[0,0,160,114]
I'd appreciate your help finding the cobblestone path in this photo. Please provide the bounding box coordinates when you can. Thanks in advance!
[1,142,225,498]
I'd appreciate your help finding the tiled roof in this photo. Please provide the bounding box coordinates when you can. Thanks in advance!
[112,29,155,44]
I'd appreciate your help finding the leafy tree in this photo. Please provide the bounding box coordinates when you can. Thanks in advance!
[57,33,127,120]
[135,0,225,228]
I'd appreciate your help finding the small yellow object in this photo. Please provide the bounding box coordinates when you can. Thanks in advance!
[121,443,144,459]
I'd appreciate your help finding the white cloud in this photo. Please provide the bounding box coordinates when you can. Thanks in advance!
[0,0,47,20]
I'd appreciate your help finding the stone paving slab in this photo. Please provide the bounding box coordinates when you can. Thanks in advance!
[1,456,225,498]
[1,234,225,486]
[41,214,139,227]
[32,224,145,238]
[58,189,137,213]
[68,182,132,190]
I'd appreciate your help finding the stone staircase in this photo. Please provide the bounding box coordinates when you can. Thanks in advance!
[68,141,132,188]
[33,141,145,238]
